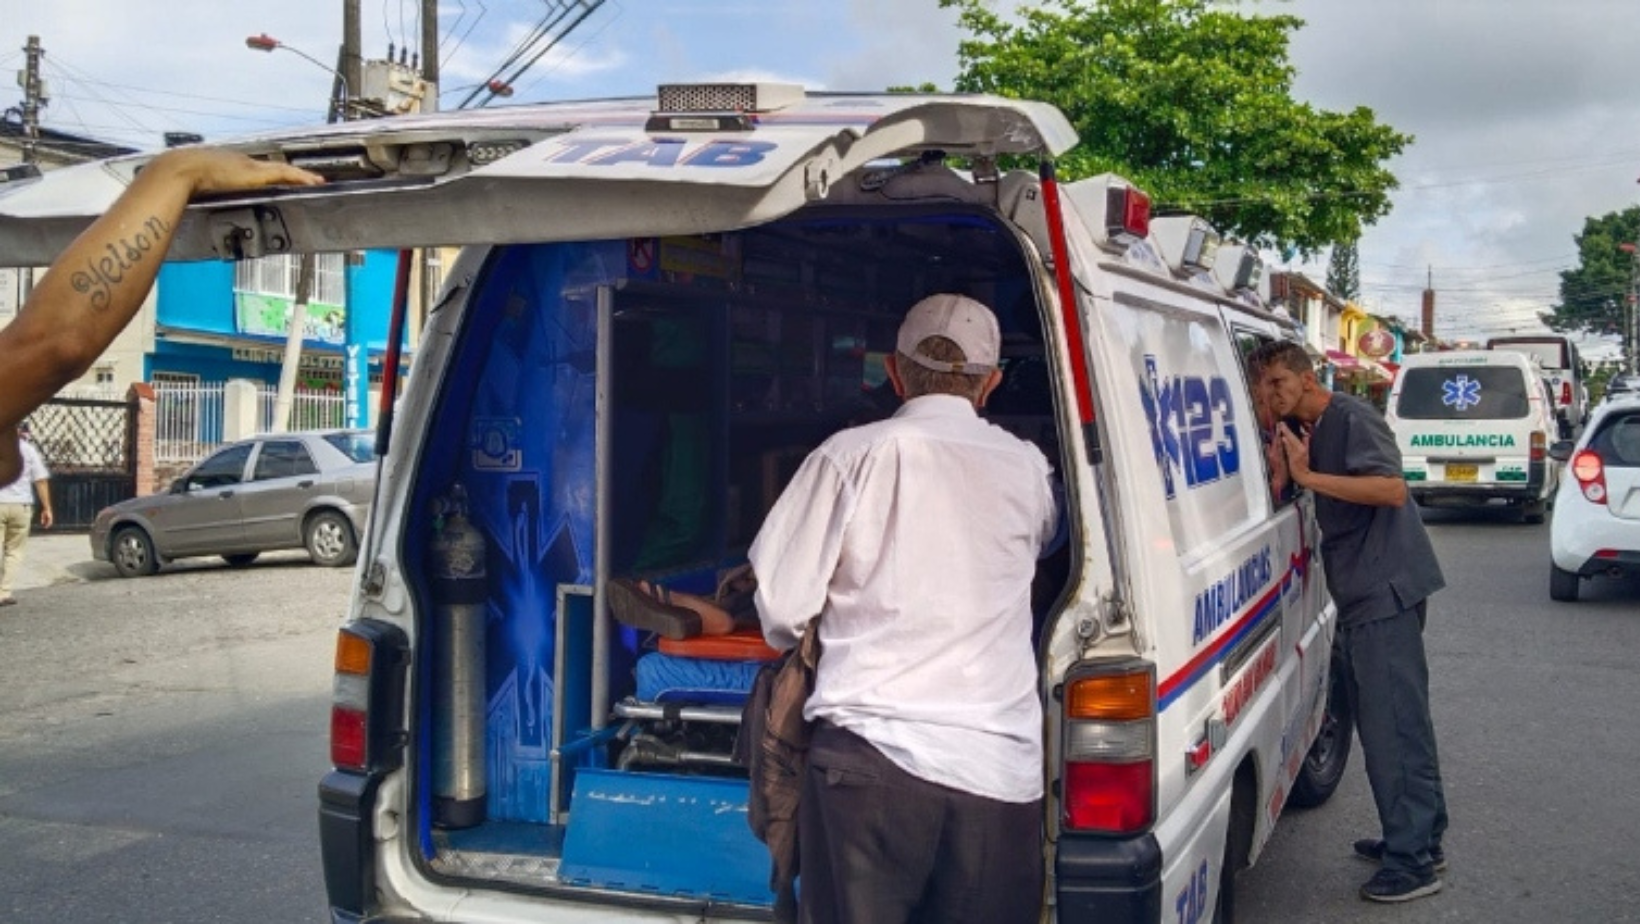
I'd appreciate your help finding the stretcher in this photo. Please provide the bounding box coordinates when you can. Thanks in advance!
[612,628,781,771]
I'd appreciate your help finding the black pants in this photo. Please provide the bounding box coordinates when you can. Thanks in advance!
[797,723,1042,924]
[1339,600,1449,874]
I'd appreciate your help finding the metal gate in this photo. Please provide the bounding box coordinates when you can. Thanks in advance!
[25,396,137,531]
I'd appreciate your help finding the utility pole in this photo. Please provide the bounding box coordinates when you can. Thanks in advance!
[421,0,439,112]
[340,0,371,430]
[1421,266,1435,344]
[19,35,44,165]
[342,0,363,120]
[418,0,440,352]
[273,18,358,432]
[1630,246,1639,375]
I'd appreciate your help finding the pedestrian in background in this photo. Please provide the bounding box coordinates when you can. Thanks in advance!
[1253,339,1449,904]
[0,422,54,607]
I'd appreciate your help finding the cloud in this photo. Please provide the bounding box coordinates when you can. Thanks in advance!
[1276,0,1640,335]
[828,0,967,90]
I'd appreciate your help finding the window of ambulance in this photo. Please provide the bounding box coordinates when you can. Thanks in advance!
[1488,337,1570,373]
[1395,366,1531,420]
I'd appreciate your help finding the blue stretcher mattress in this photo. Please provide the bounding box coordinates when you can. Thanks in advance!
[635,652,763,705]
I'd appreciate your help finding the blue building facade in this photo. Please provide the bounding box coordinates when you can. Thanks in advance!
[150,250,405,427]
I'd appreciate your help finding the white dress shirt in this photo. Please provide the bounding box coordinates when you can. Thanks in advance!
[748,393,1057,803]
[0,441,49,504]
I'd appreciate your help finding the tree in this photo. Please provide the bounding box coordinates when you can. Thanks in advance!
[1548,206,1639,334]
[940,0,1411,256]
[1327,240,1360,300]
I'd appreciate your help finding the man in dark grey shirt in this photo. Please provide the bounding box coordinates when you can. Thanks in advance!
[1254,340,1449,905]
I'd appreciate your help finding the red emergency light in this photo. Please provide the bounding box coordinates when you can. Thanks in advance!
[1106,184,1152,242]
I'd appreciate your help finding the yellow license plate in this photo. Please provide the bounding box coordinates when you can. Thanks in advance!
[1445,463,1478,482]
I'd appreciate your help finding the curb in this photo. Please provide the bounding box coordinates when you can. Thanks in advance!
[10,533,97,593]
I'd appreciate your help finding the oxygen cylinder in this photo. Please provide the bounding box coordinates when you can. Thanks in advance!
[430,483,487,828]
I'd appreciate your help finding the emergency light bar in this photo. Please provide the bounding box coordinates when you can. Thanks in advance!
[1063,174,1152,250]
[1151,215,1222,277]
[1213,242,1264,294]
[647,82,805,132]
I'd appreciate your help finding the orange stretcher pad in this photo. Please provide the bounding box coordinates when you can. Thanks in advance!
[657,629,781,662]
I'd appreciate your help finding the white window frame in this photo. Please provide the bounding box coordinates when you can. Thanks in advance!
[234,253,348,306]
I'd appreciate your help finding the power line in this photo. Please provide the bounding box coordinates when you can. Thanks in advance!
[509,0,624,99]
[41,55,158,138]
[43,71,318,117]
[1360,253,1581,272]
[1160,155,1640,212]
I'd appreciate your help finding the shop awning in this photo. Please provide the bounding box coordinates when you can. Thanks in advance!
[1324,348,1361,370]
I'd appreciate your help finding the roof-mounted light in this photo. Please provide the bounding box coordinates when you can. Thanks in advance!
[646,82,805,132]
[1213,242,1264,294]
[1151,215,1222,277]
[1106,182,1151,242]
[1062,174,1152,249]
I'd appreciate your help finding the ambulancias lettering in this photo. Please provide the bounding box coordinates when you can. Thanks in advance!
[69,216,171,311]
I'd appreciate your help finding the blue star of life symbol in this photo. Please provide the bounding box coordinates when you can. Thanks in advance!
[1442,374,1482,412]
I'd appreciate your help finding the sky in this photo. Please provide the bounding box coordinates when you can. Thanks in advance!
[4,0,1637,358]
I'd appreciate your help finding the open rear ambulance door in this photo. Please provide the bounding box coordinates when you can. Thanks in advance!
[0,87,1075,267]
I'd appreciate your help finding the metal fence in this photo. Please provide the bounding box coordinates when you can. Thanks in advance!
[152,381,347,465]
[258,387,346,433]
[27,396,137,530]
[154,381,225,463]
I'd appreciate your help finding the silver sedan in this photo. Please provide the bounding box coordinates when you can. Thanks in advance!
[90,430,376,577]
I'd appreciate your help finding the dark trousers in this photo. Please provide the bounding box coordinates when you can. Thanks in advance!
[1339,601,1449,874]
[798,723,1043,924]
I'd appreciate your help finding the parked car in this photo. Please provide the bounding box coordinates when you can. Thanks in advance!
[1548,394,1640,601]
[90,429,376,577]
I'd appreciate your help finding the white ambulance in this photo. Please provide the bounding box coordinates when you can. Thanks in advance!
[0,85,1347,922]
[1386,349,1560,523]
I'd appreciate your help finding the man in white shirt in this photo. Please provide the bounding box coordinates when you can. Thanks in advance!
[748,293,1058,924]
[0,423,54,607]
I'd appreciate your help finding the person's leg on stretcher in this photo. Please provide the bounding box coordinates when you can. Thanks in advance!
[608,565,759,640]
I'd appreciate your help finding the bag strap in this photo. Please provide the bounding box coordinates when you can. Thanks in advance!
[795,614,822,670]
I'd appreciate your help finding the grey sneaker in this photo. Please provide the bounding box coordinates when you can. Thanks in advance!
[1353,838,1447,873]
[1360,867,1443,903]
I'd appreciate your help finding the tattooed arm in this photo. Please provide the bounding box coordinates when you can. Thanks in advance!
[0,148,322,483]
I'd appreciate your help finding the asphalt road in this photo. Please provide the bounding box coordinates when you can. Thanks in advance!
[0,507,1636,923]
[0,551,347,924]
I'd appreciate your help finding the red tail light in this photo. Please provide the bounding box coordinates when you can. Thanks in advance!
[1061,662,1156,834]
[329,621,408,774]
[1561,381,1573,406]
[1531,431,1546,462]
[331,706,369,770]
[1064,760,1155,831]
[1571,449,1607,505]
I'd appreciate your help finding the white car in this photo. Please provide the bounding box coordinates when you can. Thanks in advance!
[1548,394,1640,601]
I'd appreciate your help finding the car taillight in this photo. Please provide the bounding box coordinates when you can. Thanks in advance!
[1061,662,1156,834]
[1561,381,1573,406]
[1531,431,1547,462]
[330,620,408,773]
[1571,449,1607,505]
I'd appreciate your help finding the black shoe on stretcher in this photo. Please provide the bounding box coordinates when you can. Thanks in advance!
[607,578,702,640]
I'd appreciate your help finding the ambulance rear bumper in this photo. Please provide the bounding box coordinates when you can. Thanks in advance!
[1055,833,1163,922]
[1410,460,1548,504]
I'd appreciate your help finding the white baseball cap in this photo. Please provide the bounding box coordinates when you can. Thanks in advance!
[896,293,1001,375]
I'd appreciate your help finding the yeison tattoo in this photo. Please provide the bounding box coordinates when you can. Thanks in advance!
[70,215,171,311]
